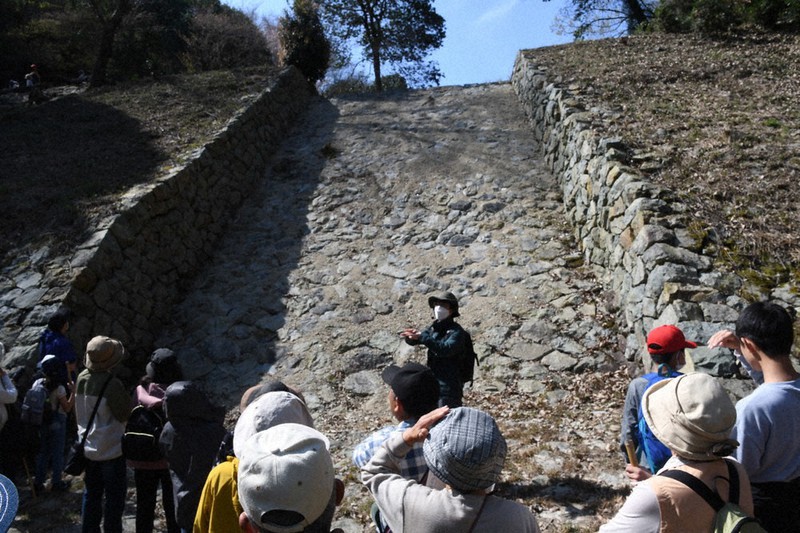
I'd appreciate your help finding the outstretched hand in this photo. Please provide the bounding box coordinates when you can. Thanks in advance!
[400,328,421,341]
[708,329,741,352]
[402,406,450,445]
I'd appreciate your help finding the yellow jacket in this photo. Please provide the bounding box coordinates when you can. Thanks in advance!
[193,456,242,533]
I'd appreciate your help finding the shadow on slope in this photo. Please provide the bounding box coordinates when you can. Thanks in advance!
[497,477,628,525]
[153,97,341,405]
[0,94,164,263]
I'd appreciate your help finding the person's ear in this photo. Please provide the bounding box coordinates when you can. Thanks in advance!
[392,397,407,419]
[741,337,760,358]
[239,512,256,532]
[335,478,345,505]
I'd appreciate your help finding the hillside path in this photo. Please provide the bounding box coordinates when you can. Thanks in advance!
[154,83,629,531]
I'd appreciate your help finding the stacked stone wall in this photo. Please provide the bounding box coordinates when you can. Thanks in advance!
[1,67,312,368]
[511,52,751,370]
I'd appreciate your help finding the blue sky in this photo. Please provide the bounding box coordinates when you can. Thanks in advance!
[223,0,573,86]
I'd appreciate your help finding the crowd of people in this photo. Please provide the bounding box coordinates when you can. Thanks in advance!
[0,295,798,532]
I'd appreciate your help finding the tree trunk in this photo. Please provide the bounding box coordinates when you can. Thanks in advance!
[90,26,115,87]
[622,0,649,30]
[371,43,382,92]
[88,0,132,88]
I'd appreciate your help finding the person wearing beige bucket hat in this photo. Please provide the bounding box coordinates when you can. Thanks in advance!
[600,373,754,532]
[74,335,130,533]
[83,335,126,372]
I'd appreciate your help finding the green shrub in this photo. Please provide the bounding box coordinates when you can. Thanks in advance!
[278,0,331,84]
[651,0,696,33]
[380,73,408,92]
[652,0,800,32]
[743,0,800,29]
[181,9,272,72]
[322,69,373,97]
[691,0,739,33]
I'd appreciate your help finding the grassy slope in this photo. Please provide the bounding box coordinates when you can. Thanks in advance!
[524,32,800,295]
[0,66,281,267]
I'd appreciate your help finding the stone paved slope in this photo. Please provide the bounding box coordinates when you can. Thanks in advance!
[150,83,641,531]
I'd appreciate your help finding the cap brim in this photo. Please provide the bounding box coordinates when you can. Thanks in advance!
[684,340,698,349]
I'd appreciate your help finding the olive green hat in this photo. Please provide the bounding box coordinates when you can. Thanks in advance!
[428,292,460,318]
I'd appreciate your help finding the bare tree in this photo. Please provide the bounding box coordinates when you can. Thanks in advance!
[549,0,657,39]
[320,0,445,92]
[87,0,134,87]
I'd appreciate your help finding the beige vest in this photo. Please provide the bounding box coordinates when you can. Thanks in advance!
[649,460,753,533]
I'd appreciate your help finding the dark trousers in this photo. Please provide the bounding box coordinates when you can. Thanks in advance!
[751,479,800,533]
[438,380,463,408]
[135,468,179,533]
[35,412,67,487]
[82,455,126,533]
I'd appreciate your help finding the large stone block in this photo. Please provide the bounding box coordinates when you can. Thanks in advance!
[645,263,699,299]
[642,243,713,271]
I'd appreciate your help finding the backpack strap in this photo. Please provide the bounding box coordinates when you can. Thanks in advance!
[660,462,739,512]
[725,458,740,505]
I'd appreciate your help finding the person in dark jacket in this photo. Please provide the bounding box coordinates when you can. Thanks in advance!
[129,349,182,533]
[401,292,470,407]
[38,307,78,387]
[159,380,226,533]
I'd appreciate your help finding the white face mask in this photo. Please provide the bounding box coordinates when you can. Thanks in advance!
[433,305,450,321]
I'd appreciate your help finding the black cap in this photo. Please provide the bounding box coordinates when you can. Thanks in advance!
[146,348,182,384]
[381,362,440,418]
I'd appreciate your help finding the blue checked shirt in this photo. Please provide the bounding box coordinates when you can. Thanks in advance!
[353,420,428,482]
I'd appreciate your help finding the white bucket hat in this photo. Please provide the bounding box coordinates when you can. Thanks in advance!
[642,373,739,461]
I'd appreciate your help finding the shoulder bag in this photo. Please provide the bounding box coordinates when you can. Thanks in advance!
[64,374,113,475]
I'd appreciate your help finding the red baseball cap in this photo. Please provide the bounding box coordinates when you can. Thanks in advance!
[647,325,697,355]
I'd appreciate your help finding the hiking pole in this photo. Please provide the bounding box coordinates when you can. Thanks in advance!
[23,457,37,499]
[625,438,638,468]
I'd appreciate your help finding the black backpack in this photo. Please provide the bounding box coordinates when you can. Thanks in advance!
[459,329,479,385]
[121,405,165,461]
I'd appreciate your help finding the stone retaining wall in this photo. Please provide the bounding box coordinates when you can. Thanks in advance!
[1,67,313,368]
[511,51,751,371]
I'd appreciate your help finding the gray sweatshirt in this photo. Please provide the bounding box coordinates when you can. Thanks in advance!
[361,432,540,533]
